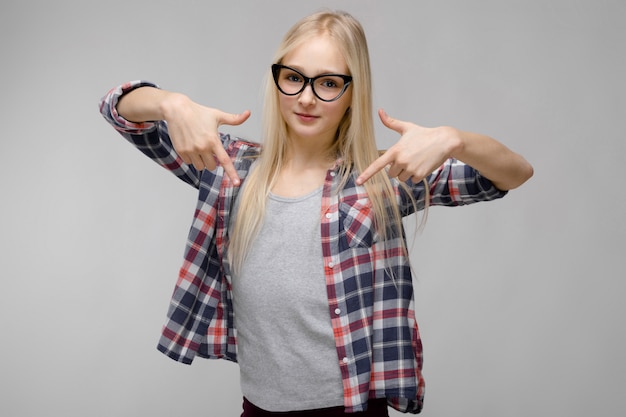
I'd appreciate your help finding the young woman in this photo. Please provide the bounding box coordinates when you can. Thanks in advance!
[99,10,532,417]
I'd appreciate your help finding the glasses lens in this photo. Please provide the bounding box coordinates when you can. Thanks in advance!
[313,76,348,101]
[275,66,348,101]
[275,67,305,94]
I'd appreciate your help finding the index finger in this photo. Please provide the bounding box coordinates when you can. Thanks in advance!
[213,145,241,186]
[356,152,393,185]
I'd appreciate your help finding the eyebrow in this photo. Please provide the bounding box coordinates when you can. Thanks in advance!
[282,64,348,76]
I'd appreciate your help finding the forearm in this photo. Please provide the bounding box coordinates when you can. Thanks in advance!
[116,86,189,124]
[450,129,533,191]
[111,82,251,182]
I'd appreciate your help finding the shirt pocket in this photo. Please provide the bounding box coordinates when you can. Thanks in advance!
[339,197,379,248]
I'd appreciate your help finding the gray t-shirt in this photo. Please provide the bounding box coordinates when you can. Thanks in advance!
[231,186,344,412]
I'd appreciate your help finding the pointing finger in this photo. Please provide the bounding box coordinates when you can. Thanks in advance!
[212,145,241,186]
[356,152,393,185]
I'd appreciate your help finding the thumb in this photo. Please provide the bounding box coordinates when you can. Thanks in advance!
[378,108,407,134]
[218,109,251,127]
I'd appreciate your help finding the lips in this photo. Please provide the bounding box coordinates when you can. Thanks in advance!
[295,112,319,122]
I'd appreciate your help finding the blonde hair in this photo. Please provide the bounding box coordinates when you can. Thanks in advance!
[228,10,423,274]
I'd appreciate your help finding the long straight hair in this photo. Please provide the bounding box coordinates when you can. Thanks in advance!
[228,10,422,274]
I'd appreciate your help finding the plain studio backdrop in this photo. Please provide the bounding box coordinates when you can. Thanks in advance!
[1,0,623,416]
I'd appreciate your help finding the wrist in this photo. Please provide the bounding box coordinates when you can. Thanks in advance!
[441,126,464,159]
[159,91,191,122]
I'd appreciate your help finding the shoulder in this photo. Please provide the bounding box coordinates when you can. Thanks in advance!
[221,134,261,158]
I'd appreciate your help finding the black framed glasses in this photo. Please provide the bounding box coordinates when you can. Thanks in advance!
[271,64,352,102]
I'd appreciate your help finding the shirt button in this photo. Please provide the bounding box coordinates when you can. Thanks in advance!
[325,213,332,219]
[334,308,341,315]
[328,262,335,268]
[330,171,336,177]
[342,357,349,364]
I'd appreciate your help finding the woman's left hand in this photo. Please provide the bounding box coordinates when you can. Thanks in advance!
[356,109,460,185]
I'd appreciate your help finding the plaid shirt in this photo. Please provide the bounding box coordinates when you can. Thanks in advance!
[100,81,507,414]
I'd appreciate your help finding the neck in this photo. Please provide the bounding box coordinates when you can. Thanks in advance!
[283,134,337,170]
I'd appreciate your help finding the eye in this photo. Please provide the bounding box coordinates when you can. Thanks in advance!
[316,76,344,91]
[284,72,303,83]
[320,79,339,88]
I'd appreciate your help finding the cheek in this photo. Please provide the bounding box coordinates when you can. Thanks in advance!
[278,95,296,116]
[333,92,352,117]
[329,100,351,122]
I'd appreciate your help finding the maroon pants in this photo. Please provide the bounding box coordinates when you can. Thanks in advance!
[241,397,389,417]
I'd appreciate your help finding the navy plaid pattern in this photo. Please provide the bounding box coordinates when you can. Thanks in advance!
[100,81,507,414]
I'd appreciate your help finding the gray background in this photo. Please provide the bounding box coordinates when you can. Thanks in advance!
[1,0,624,416]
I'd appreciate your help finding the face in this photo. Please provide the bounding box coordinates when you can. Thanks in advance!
[277,35,352,147]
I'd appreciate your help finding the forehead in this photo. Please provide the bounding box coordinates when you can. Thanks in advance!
[281,34,348,75]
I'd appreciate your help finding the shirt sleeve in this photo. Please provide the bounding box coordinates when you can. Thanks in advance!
[98,80,201,188]
[99,80,159,134]
[399,158,508,214]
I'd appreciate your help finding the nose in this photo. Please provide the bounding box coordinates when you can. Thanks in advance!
[298,82,316,105]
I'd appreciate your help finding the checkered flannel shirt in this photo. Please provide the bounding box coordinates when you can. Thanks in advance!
[99,80,507,414]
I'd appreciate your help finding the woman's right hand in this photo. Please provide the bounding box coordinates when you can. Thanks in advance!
[117,86,250,185]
